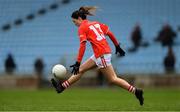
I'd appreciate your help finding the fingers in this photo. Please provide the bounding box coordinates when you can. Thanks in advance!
[116,52,125,57]
[74,68,79,75]
[70,61,80,75]
[71,68,75,74]
[70,64,74,68]
[71,68,79,75]
[115,49,118,54]
[74,71,78,75]
[75,70,79,75]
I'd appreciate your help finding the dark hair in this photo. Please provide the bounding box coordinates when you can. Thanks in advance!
[71,6,97,20]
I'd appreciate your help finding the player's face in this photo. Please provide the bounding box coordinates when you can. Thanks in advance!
[72,18,82,27]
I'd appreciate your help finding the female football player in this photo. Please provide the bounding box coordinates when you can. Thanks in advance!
[51,6,144,105]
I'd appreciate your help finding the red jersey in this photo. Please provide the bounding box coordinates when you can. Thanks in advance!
[77,20,119,62]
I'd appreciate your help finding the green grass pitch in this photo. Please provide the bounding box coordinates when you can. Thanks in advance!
[0,87,180,111]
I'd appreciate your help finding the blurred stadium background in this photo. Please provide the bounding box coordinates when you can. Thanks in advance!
[0,0,180,111]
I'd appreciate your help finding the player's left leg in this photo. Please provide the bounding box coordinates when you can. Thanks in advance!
[100,65,144,105]
[51,58,96,93]
[51,78,65,93]
[67,58,96,84]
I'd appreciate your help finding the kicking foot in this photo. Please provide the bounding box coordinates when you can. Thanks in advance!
[51,78,64,93]
[135,88,144,106]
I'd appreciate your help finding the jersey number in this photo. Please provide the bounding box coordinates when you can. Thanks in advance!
[89,24,105,41]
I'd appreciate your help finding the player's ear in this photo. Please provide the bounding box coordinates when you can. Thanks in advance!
[78,17,83,21]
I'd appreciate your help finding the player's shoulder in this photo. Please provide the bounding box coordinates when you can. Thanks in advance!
[78,24,88,33]
[94,21,108,27]
[78,24,86,32]
[91,20,101,25]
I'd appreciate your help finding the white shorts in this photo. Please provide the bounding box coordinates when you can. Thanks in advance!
[90,54,112,68]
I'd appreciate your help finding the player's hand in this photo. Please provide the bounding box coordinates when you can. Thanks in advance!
[115,44,125,57]
[70,61,80,75]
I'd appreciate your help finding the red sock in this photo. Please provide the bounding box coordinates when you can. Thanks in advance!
[128,85,136,94]
[62,80,70,89]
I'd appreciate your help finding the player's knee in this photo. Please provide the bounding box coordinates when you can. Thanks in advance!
[108,76,117,84]
[79,67,85,74]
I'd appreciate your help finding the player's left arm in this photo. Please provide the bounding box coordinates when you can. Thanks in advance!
[100,23,119,45]
[106,31,119,46]
[101,23,125,56]
[107,31,125,56]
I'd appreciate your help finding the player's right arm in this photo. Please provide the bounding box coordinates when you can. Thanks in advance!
[70,27,87,75]
[77,27,87,63]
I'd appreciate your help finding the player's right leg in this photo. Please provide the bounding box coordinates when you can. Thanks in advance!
[51,58,96,93]
[100,65,144,105]
[135,88,144,105]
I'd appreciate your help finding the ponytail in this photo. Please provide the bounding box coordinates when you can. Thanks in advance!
[71,6,97,20]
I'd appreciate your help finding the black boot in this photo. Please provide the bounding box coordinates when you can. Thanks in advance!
[135,88,144,106]
[51,78,65,93]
